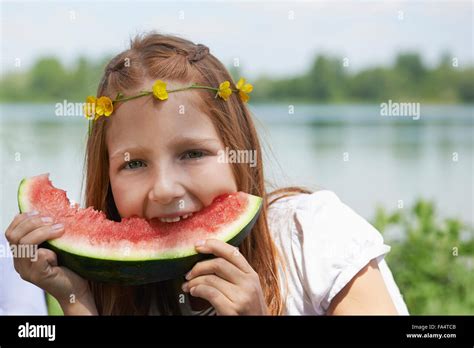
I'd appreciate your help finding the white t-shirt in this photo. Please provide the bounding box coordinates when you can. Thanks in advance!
[267,190,409,315]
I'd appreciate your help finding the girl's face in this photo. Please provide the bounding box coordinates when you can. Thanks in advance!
[106,80,238,222]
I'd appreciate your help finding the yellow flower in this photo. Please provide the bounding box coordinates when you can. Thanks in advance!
[217,81,232,101]
[152,80,168,100]
[236,78,253,103]
[83,96,97,119]
[95,96,114,119]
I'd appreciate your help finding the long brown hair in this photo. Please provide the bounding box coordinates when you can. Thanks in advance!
[83,32,311,315]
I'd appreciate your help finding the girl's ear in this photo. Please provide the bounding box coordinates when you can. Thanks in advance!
[106,183,121,222]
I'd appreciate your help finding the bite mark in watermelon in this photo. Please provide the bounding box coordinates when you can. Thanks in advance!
[17,174,262,285]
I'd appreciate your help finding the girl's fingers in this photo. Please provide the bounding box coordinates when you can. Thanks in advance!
[5,212,32,234]
[18,223,65,246]
[5,212,37,243]
[39,248,58,267]
[6,213,54,245]
[189,284,236,315]
[14,248,55,285]
[28,248,59,285]
[183,274,239,301]
[12,256,34,281]
[195,239,252,274]
[186,257,243,284]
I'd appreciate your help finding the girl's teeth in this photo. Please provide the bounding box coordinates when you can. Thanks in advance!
[159,212,193,223]
[159,216,180,223]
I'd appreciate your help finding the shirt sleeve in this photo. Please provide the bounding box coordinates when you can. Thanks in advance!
[292,191,393,314]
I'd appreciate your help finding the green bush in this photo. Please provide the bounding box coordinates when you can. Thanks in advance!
[373,200,474,314]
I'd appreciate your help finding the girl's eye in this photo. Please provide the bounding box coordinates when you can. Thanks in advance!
[123,160,146,170]
[182,150,205,160]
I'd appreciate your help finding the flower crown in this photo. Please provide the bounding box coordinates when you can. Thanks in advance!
[83,78,253,134]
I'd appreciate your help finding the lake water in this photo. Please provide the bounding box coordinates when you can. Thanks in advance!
[0,103,472,235]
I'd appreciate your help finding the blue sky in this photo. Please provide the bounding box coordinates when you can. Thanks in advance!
[1,0,472,78]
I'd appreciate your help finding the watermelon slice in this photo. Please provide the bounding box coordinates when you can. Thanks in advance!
[17,174,262,285]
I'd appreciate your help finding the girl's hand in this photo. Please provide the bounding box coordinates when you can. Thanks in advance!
[5,212,97,315]
[182,239,269,315]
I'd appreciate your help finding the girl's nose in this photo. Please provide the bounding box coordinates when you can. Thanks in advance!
[148,167,186,206]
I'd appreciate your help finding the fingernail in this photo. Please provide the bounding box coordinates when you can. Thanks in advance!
[27,211,39,217]
[185,271,192,280]
[190,287,196,295]
[41,217,53,223]
[51,223,64,231]
[181,282,189,292]
[195,240,205,247]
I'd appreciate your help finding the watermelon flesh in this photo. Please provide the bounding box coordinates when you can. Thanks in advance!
[17,174,262,284]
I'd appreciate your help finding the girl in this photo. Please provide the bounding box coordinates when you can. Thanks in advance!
[5,33,409,315]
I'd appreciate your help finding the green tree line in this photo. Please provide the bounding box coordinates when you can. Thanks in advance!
[1,52,473,103]
[252,52,473,103]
